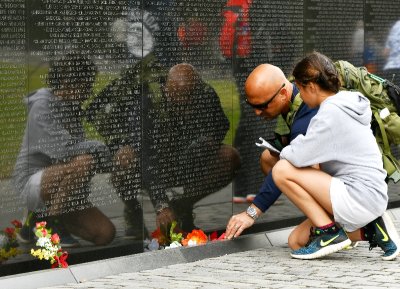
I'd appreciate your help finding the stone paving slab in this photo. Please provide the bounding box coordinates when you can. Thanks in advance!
[33,208,400,289]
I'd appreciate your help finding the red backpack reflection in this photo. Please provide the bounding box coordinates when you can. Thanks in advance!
[219,0,252,59]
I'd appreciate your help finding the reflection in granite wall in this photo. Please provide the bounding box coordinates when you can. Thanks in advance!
[365,0,400,83]
[304,0,363,62]
[232,0,303,204]
[0,0,399,275]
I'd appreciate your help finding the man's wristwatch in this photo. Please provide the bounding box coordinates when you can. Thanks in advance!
[246,206,258,220]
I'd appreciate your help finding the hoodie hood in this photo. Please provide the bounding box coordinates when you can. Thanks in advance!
[25,88,55,111]
[25,88,81,118]
[324,90,371,126]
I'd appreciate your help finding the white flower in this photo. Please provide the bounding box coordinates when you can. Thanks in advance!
[147,238,160,251]
[187,239,198,247]
[36,237,51,247]
[0,234,6,247]
[165,241,182,249]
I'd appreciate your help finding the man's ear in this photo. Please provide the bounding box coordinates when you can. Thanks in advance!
[279,87,288,101]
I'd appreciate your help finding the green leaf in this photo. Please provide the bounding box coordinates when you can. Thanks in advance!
[169,221,183,243]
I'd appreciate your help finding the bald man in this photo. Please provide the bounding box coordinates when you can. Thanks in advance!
[225,64,318,239]
[157,63,240,231]
[164,63,201,103]
[245,64,293,120]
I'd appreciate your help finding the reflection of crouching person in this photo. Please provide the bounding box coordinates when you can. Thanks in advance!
[157,63,241,231]
[110,63,241,232]
[13,53,115,246]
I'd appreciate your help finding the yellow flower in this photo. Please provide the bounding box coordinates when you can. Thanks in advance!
[31,248,45,260]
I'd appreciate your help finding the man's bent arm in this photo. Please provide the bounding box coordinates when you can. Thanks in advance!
[252,173,282,212]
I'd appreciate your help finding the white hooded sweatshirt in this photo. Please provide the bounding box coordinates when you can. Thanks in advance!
[280,90,388,231]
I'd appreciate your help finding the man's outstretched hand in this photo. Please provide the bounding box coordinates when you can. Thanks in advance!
[225,212,255,240]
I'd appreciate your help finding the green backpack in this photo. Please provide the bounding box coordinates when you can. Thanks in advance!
[335,60,400,183]
[280,60,400,183]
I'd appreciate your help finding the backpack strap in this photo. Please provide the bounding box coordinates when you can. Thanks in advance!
[286,92,303,127]
[373,111,400,182]
[274,92,303,137]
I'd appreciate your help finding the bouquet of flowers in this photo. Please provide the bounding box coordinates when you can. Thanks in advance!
[149,221,184,250]
[30,221,68,268]
[146,221,226,251]
[0,220,22,263]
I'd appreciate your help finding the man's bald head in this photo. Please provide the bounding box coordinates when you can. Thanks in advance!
[244,64,292,118]
[165,63,200,102]
[244,64,286,100]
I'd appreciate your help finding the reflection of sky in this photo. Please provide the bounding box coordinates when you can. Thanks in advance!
[126,22,154,58]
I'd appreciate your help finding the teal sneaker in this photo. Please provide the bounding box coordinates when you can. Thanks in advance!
[365,212,400,261]
[290,227,351,260]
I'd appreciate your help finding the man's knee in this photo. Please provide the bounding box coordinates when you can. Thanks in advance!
[260,149,278,175]
[260,149,272,164]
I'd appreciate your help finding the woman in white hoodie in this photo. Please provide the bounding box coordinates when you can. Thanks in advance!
[272,51,400,260]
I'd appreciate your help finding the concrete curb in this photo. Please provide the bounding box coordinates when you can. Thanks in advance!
[0,227,293,289]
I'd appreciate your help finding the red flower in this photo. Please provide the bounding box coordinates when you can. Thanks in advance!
[42,228,47,237]
[11,220,22,228]
[209,231,218,241]
[51,251,68,268]
[51,233,60,245]
[4,227,15,237]
[151,228,168,246]
[209,231,226,241]
[217,233,226,240]
[182,229,208,246]
[36,221,47,229]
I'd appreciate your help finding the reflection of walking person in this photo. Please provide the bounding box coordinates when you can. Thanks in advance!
[272,52,399,260]
[351,20,364,66]
[383,20,400,83]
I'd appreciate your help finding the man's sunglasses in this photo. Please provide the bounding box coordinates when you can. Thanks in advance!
[246,83,285,110]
